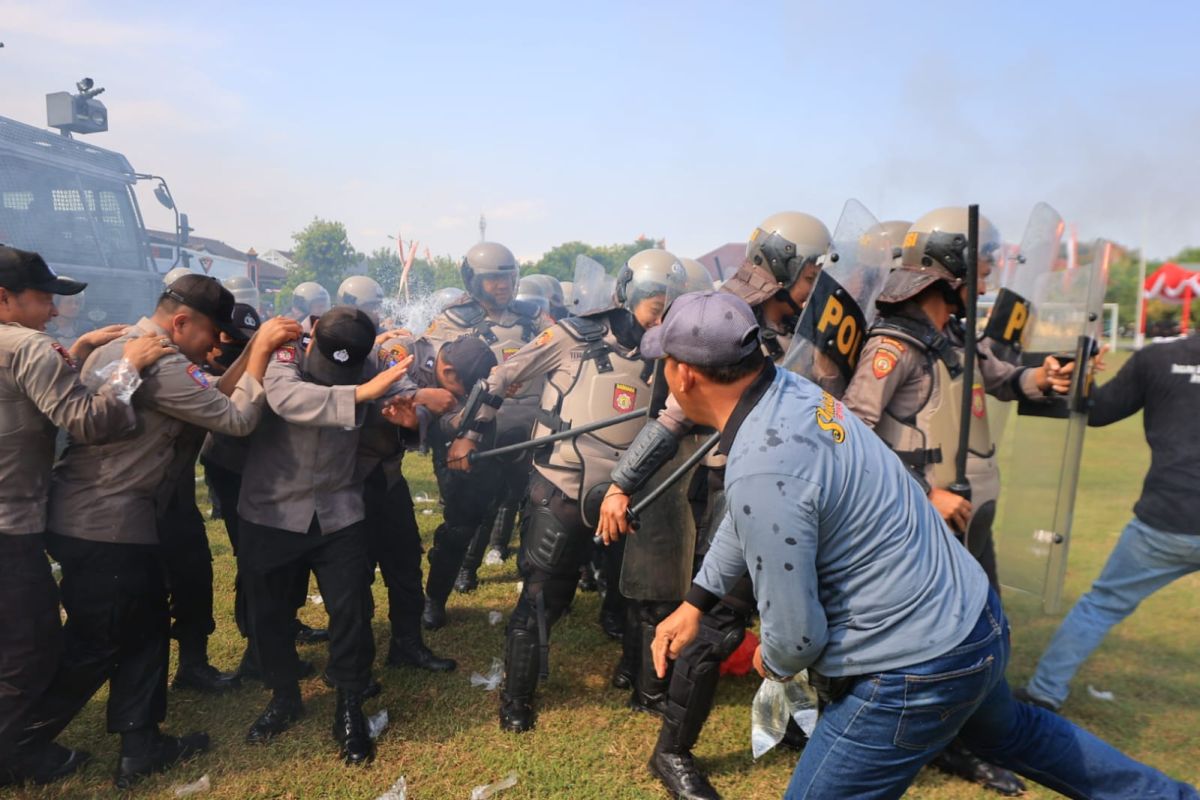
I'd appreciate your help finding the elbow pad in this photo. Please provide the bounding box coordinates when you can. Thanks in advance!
[610,419,680,494]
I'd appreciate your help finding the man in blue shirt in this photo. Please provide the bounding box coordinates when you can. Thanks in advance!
[646,291,1196,800]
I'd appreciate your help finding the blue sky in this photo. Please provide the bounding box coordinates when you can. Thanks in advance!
[2,0,1198,263]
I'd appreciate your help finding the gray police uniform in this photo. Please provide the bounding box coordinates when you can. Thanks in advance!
[23,317,262,747]
[0,322,137,761]
[236,341,375,693]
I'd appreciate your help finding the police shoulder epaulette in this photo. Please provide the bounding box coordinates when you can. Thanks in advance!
[509,298,542,320]
[558,314,608,343]
[444,299,485,328]
[869,316,932,351]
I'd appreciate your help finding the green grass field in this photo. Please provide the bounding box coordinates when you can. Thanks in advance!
[10,352,1199,799]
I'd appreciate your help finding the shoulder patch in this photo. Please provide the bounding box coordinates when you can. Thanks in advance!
[378,341,409,368]
[878,337,907,353]
[186,363,212,389]
[872,347,899,379]
[532,329,553,348]
[50,341,76,368]
[275,345,297,364]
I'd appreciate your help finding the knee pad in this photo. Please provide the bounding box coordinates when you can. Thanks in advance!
[522,504,581,574]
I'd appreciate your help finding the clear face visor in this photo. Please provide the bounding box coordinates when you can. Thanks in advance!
[748,229,825,287]
[627,263,688,323]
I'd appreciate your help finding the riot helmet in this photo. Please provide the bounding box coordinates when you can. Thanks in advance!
[745,212,832,289]
[431,286,468,312]
[526,274,565,314]
[460,242,519,308]
[163,267,192,287]
[223,275,260,308]
[291,281,331,319]
[878,207,1001,308]
[863,220,912,265]
[679,258,715,293]
[337,275,386,324]
[516,275,551,316]
[613,248,688,328]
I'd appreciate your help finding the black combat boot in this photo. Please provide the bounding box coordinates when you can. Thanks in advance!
[455,523,490,593]
[115,727,209,790]
[421,596,447,630]
[295,622,330,644]
[498,628,540,733]
[453,566,479,594]
[172,636,240,693]
[387,634,457,672]
[1,742,91,787]
[331,689,374,765]
[246,686,304,744]
[931,739,1026,796]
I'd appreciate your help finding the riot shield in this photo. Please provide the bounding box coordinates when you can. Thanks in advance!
[781,198,892,397]
[619,434,702,602]
[984,202,1066,441]
[993,239,1109,614]
[572,255,613,316]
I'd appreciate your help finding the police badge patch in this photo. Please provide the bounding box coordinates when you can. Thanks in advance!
[971,384,986,418]
[612,383,637,412]
[186,363,211,388]
[275,345,297,364]
[872,347,899,379]
[502,347,520,361]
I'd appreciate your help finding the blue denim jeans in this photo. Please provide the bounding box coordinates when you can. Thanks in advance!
[1027,516,1200,708]
[784,589,1197,800]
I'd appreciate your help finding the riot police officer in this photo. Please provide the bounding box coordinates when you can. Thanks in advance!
[526,274,569,321]
[420,243,548,624]
[842,207,1072,796]
[445,248,688,733]
[337,276,386,326]
[289,281,331,323]
[223,275,260,310]
[596,214,833,799]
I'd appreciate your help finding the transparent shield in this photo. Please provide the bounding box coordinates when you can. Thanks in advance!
[985,202,1065,441]
[572,254,612,315]
[781,198,892,397]
[993,239,1109,613]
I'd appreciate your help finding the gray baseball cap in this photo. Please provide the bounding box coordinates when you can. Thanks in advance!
[640,291,760,367]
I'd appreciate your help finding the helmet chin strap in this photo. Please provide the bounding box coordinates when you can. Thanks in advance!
[773,288,803,334]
